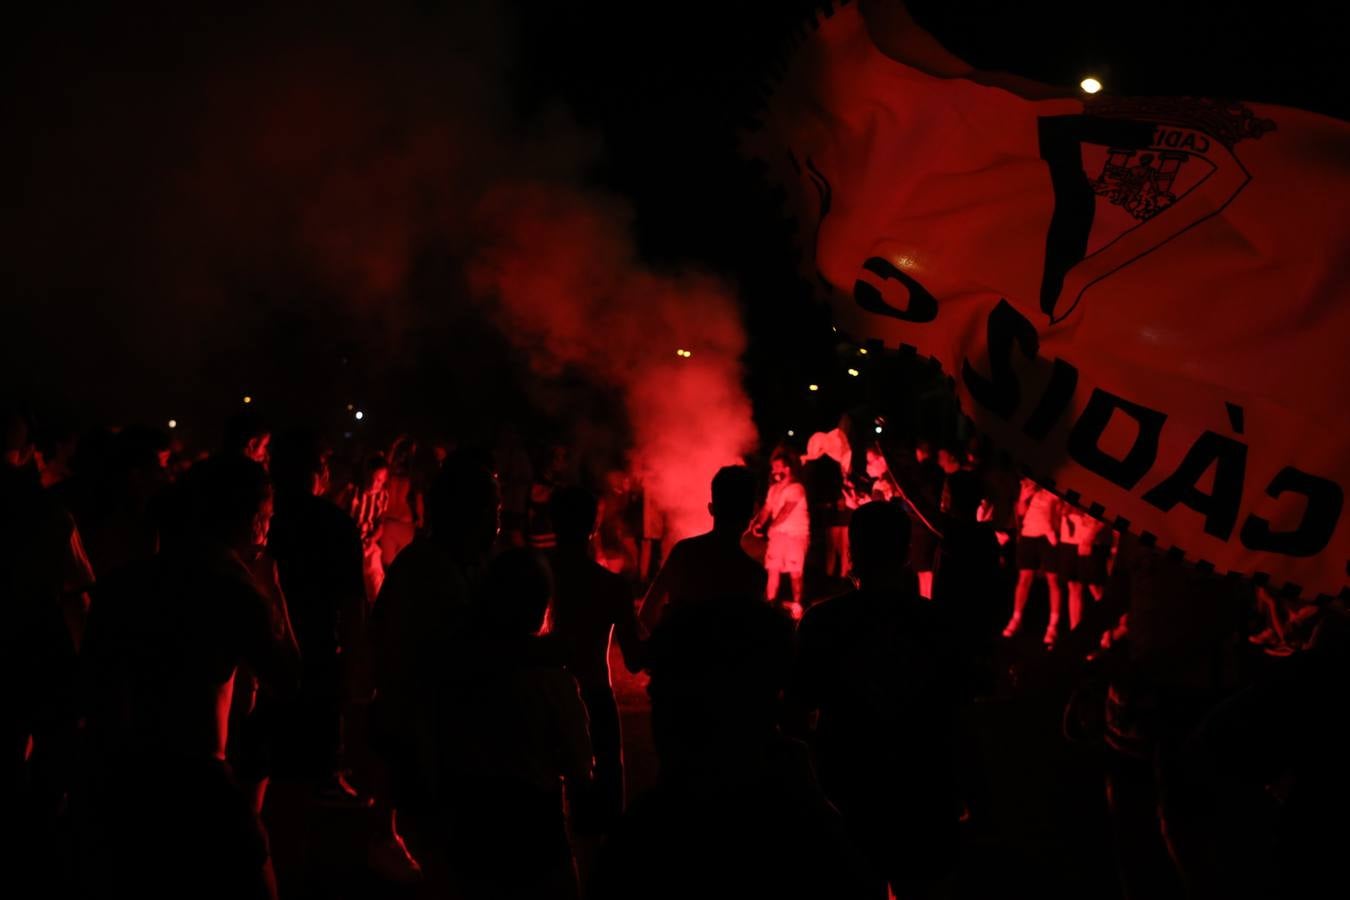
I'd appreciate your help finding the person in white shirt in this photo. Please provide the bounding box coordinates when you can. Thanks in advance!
[1003,479,1064,646]
[753,448,810,619]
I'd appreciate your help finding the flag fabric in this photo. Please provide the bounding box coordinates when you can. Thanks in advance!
[752,1,1350,600]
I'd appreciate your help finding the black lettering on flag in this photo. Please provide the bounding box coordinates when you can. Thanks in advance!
[1240,467,1344,557]
[1067,388,1166,489]
[853,257,939,323]
[1023,358,1079,440]
[962,299,1038,419]
[1143,431,1248,541]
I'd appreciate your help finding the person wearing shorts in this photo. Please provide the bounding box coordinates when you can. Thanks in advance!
[1003,480,1063,645]
[754,448,810,619]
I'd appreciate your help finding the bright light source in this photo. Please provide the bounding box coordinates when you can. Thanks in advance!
[787,430,796,437]
[242,395,253,405]
[1080,76,1103,94]
[808,384,819,392]
[847,368,860,377]
[355,410,365,421]
[167,419,178,429]
[675,349,693,358]
[859,348,868,355]
[875,425,884,434]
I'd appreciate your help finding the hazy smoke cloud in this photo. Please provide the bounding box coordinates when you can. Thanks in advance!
[9,1,758,523]
[468,182,757,539]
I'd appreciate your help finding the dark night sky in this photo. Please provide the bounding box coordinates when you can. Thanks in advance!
[5,0,1346,450]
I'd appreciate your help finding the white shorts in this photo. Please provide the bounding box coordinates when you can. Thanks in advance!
[765,533,809,575]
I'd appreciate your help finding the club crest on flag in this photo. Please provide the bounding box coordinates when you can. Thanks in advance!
[1038,98,1275,323]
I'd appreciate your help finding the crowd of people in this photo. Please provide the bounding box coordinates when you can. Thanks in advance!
[3,404,1348,899]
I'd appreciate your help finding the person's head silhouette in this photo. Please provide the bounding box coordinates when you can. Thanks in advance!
[848,500,912,590]
[709,465,755,536]
[169,454,272,555]
[268,430,327,499]
[550,484,598,551]
[426,450,500,561]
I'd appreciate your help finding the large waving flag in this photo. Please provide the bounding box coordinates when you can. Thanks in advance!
[752,1,1350,600]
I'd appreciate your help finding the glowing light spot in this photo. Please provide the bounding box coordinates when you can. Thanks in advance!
[808,384,819,392]
[858,348,868,355]
[787,430,796,437]
[242,395,253,405]
[847,368,860,377]
[1080,76,1103,94]
[875,426,884,434]
[167,419,178,429]
[675,349,693,358]
[355,410,365,421]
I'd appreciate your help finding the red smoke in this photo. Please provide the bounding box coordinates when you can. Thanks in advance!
[468,182,757,540]
[12,1,759,485]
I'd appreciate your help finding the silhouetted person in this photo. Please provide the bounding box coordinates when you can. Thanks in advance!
[589,597,875,900]
[440,548,592,899]
[905,440,945,600]
[340,453,391,605]
[638,465,765,632]
[546,485,643,832]
[495,426,533,549]
[1163,605,1350,900]
[594,469,640,578]
[266,430,368,800]
[526,443,570,554]
[1098,537,1251,900]
[788,501,963,898]
[379,435,421,567]
[71,425,170,583]
[81,455,298,900]
[933,469,1002,680]
[36,424,78,489]
[1,410,93,874]
[371,451,501,871]
[802,451,850,579]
